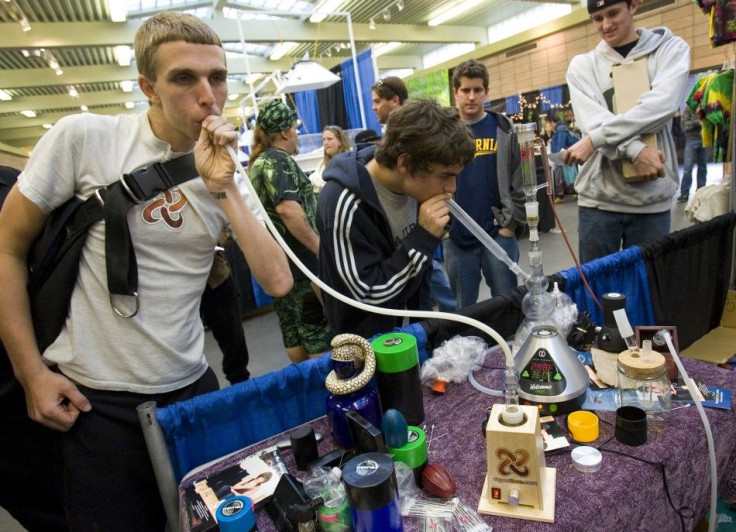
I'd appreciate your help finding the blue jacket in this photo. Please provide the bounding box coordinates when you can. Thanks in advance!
[550,122,579,153]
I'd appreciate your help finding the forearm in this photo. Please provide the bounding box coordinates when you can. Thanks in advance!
[276,201,320,255]
[213,182,293,297]
[0,254,47,383]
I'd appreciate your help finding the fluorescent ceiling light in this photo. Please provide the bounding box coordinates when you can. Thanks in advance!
[0,89,11,101]
[20,16,31,32]
[309,0,343,23]
[68,86,79,98]
[428,0,485,27]
[42,123,53,129]
[228,93,240,101]
[269,42,298,61]
[21,110,37,118]
[277,60,339,94]
[107,0,127,22]
[120,80,134,93]
[114,45,132,66]
[80,105,89,112]
[124,101,135,109]
[373,42,402,57]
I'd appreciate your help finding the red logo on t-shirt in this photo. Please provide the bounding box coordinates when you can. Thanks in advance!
[141,187,187,228]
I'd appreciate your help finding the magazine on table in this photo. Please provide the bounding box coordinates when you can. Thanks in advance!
[182,444,283,532]
[671,378,731,410]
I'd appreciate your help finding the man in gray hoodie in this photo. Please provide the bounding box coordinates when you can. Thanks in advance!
[563,0,690,263]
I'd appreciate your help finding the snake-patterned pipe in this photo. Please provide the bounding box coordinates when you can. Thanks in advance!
[324,333,376,395]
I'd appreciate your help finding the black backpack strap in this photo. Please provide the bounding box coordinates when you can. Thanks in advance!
[101,153,199,316]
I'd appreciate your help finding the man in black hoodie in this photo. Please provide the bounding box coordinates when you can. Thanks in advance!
[317,100,475,337]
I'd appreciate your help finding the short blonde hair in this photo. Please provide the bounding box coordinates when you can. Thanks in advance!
[134,11,222,81]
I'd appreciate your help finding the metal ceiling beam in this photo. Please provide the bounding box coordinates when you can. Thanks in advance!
[0,55,421,91]
[0,19,486,48]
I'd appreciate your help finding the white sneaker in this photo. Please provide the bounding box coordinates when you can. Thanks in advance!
[548,228,562,234]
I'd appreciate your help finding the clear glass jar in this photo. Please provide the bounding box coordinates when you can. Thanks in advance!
[616,344,671,424]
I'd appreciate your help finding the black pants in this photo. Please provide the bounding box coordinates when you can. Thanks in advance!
[201,274,250,384]
[0,378,68,532]
[58,368,219,532]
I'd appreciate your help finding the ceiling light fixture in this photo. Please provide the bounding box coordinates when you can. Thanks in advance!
[0,89,12,101]
[21,110,37,118]
[80,105,89,113]
[309,0,344,23]
[19,16,31,32]
[428,0,486,27]
[68,86,79,98]
[41,49,63,75]
[269,42,298,61]
[107,0,127,22]
[120,80,134,93]
[228,93,240,101]
[42,123,53,129]
[277,57,340,94]
[124,102,135,109]
[114,45,132,67]
[366,0,404,30]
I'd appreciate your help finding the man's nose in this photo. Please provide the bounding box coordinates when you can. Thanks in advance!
[198,79,217,107]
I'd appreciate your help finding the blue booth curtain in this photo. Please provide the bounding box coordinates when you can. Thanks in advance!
[559,246,655,329]
[505,95,520,115]
[340,49,381,132]
[293,89,320,135]
[540,85,563,113]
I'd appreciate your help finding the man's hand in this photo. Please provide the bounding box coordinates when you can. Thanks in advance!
[194,115,239,192]
[632,147,666,180]
[418,193,453,238]
[498,227,514,238]
[21,366,91,432]
[563,135,595,165]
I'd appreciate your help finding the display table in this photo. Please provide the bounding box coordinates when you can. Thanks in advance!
[179,348,736,531]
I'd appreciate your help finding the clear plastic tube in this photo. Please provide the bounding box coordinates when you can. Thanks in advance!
[660,330,717,532]
[447,199,528,281]
[226,145,515,368]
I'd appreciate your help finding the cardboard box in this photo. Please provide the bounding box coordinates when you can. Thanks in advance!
[611,59,657,182]
[682,290,736,364]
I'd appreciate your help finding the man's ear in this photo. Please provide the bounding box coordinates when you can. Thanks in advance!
[279,129,290,141]
[396,152,412,175]
[138,75,158,105]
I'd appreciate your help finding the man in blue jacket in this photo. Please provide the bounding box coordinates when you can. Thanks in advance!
[444,59,525,308]
[317,100,475,337]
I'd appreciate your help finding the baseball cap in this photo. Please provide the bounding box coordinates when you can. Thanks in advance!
[256,100,298,133]
[587,0,628,14]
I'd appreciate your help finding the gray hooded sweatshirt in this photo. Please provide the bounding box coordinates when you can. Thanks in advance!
[566,27,690,213]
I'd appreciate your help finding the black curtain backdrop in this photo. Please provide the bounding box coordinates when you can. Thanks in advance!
[640,213,736,349]
[316,67,350,131]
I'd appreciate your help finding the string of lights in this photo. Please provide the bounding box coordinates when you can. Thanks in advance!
[509,93,573,122]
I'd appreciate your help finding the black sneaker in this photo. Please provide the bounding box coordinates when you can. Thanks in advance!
[677,194,688,203]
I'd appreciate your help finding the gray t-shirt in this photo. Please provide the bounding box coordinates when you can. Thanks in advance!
[370,173,417,249]
[19,111,254,393]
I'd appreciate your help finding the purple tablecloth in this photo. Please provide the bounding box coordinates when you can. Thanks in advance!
[180,349,736,531]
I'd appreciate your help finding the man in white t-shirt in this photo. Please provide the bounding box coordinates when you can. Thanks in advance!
[0,11,292,531]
